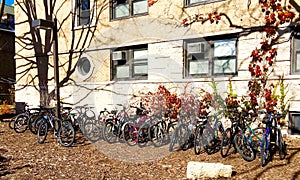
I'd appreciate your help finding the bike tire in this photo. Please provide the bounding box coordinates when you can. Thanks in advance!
[123,123,138,146]
[261,135,270,166]
[169,127,178,152]
[150,123,166,147]
[194,126,205,155]
[278,130,287,160]
[102,121,117,143]
[234,133,256,162]
[37,120,48,144]
[14,114,29,133]
[137,123,150,147]
[220,128,232,158]
[28,114,42,134]
[82,121,101,143]
[58,121,76,147]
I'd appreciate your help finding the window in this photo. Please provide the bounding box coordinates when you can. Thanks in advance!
[76,54,94,80]
[292,37,300,74]
[111,0,148,20]
[112,45,148,80]
[289,112,300,135]
[185,37,237,77]
[185,0,226,6]
[76,0,91,26]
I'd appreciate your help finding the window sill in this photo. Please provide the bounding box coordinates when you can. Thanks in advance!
[184,0,227,8]
[110,13,148,22]
[73,24,96,30]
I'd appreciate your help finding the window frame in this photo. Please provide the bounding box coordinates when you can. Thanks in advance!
[111,44,148,81]
[74,0,95,28]
[184,0,227,7]
[291,36,300,74]
[110,0,149,20]
[184,35,238,78]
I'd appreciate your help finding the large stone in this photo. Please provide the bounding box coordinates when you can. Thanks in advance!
[186,162,233,179]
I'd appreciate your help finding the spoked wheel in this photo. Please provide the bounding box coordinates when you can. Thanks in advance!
[123,123,138,146]
[37,120,48,144]
[234,133,256,162]
[261,135,270,166]
[102,121,117,143]
[58,121,75,147]
[83,122,102,143]
[194,126,205,155]
[138,124,150,147]
[28,115,42,135]
[150,124,166,147]
[169,128,178,152]
[220,128,232,158]
[277,130,287,160]
[14,114,29,133]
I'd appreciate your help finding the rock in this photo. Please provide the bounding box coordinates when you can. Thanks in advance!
[186,161,232,179]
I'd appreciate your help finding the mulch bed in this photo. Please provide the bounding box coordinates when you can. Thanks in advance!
[1,119,300,179]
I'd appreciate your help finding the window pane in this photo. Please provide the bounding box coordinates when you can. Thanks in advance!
[189,61,209,75]
[116,65,129,78]
[213,58,236,74]
[189,0,205,4]
[115,4,129,18]
[133,49,147,59]
[296,52,300,70]
[296,39,300,50]
[214,39,236,57]
[79,10,90,25]
[82,0,90,10]
[134,64,148,74]
[133,0,148,15]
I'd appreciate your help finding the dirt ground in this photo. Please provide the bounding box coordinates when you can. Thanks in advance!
[1,119,300,180]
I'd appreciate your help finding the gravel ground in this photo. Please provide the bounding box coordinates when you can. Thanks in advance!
[1,120,300,180]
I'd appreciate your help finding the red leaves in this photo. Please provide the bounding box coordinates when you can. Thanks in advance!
[148,0,158,7]
[182,12,221,27]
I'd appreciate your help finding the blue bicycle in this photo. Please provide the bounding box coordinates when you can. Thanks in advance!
[260,112,287,166]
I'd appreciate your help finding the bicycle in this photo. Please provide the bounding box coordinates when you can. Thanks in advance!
[37,107,75,147]
[13,104,44,134]
[169,116,192,152]
[102,104,135,144]
[194,111,225,155]
[233,115,263,162]
[221,110,252,158]
[260,111,287,166]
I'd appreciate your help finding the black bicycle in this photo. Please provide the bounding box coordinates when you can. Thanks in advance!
[37,107,75,147]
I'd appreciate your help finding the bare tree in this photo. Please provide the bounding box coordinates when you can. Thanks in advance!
[15,0,108,106]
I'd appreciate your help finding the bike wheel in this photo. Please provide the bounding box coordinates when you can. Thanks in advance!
[150,123,166,147]
[194,126,205,155]
[220,128,232,158]
[169,127,178,152]
[14,114,29,133]
[234,133,256,162]
[166,120,177,142]
[178,124,189,149]
[37,120,48,144]
[278,130,287,160]
[9,116,16,129]
[137,123,150,147]
[261,135,270,166]
[102,121,117,143]
[58,121,75,147]
[28,114,42,134]
[123,123,138,146]
[82,121,101,143]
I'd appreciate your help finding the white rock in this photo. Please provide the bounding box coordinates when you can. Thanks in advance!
[186,161,232,179]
